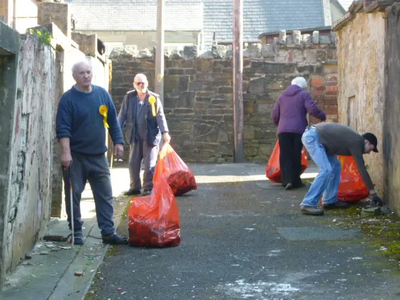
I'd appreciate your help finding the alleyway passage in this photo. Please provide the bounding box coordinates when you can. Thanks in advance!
[88,163,400,300]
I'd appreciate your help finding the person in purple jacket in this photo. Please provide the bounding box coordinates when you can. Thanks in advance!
[271,77,326,190]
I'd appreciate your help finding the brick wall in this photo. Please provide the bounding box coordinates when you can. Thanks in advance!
[310,69,339,124]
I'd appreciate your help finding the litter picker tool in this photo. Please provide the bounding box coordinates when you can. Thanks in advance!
[69,166,74,249]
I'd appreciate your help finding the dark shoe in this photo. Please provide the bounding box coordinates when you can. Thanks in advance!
[285,183,293,190]
[300,206,324,216]
[299,183,306,188]
[292,183,306,189]
[323,201,349,210]
[292,179,305,188]
[142,189,152,196]
[66,231,84,245]
[124,189,141,196]
[102,233,128,245]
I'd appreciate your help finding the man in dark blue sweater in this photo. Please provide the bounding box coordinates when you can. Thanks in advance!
[56,60,127,245]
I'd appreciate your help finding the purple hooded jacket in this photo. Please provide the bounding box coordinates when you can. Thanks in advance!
[272,85,326,135]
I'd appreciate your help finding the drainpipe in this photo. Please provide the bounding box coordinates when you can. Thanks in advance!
[4,0,9,25]
[13,0,16,29]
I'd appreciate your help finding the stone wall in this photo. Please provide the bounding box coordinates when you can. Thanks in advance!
[111,31,337,163]
[3,33,56,278]
[38,2,70,38]
[334,9,386,196]
[0,26,56,286]
[384,3,400,215]
[0,22,20,288]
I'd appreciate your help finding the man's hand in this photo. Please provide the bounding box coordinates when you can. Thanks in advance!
[372,194,383,206]
[61,151,73,169]
[163,132,171,145]
[114,144,124,158]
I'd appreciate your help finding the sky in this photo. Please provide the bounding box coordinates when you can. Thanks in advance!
[338,0,353,11]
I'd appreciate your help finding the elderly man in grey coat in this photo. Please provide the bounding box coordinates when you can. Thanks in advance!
[118,73,171,196]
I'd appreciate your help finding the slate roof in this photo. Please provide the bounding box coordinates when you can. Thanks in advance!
[66,0,334,49]
[65,0,203,31]
[203,0,331,48]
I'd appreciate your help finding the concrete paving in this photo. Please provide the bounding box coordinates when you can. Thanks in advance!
[85,163,400,300]
[0,168,132,300]
[2,163,400,300]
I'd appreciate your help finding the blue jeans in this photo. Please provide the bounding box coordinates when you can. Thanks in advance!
[300,127,341,207]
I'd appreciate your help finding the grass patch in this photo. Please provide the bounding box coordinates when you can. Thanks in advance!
[322,204,400,272]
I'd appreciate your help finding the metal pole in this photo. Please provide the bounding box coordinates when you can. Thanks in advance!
[69,168,74,249]
[155,0,165,105]
[233,0,245,162]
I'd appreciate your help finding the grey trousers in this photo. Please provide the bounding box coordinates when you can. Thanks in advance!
[62,152,115,236]
[129,140,159,191]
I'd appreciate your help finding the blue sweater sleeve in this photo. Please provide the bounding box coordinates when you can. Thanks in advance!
[106,92,124,145]
[56,94,73,140]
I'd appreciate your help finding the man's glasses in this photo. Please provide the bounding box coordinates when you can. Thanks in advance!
[135,82,146,86]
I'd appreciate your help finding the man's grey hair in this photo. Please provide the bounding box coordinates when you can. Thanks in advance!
[72,60,92,75]
[291,77,307,89]
[134,73,148,82]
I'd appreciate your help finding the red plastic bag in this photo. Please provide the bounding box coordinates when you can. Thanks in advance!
[128,151,181,248]
[266,141,309,183]
[337,156,370,202]
[158,144,197,196]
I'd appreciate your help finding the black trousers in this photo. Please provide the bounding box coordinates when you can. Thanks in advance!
[278,133,303,187]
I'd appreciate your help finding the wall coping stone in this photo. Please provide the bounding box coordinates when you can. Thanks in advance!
[108,28,335,61]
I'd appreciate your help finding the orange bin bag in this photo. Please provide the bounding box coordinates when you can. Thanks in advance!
[337,155,370,202]
[158,144,197,196]
[128,150,181,248]
[265,141,309,183]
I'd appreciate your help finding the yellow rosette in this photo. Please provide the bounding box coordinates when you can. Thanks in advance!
[99,105,109,128]
[148,95,157,117]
